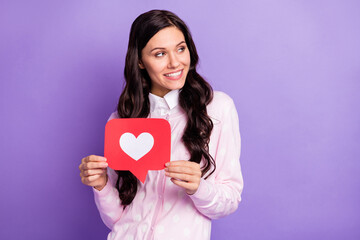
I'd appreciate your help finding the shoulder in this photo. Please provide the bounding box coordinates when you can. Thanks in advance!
[207,91,238,125]
[107,111,120,121]
[207,91,236,113]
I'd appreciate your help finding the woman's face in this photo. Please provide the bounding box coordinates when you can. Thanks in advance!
[139,26,191,97]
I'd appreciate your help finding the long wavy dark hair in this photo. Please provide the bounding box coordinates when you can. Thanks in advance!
[116,9,215,208]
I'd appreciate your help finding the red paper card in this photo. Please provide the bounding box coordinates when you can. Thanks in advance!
[104,118,171,183]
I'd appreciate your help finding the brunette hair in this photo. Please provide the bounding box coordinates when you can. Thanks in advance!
[116,9,215,207]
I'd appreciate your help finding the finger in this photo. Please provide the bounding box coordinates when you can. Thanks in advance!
[165,172,198,183]
[83,161,108,170]
[85,155,107,162]
[80,155,106,170]
[82,169,106,177]
[87,174,103,183]
[170,178,198,195]
[165,166,200,176]
[81,174,102,185]
[171,178,190,187]
[166,160,200,169]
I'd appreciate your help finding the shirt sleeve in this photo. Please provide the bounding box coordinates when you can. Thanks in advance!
[189,96,244,219]
[92,111,124,229]
[93,168,124,229]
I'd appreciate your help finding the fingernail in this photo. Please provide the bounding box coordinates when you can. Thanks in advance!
[165,162,170,166]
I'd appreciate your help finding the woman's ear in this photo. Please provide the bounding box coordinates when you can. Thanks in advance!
[138,60,145,69]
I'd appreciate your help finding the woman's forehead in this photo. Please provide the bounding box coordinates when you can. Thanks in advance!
[145,27,185,49]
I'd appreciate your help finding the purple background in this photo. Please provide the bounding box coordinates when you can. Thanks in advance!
[1,1,359,239]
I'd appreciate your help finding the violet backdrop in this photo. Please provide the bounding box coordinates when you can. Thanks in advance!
[1,0,359,239]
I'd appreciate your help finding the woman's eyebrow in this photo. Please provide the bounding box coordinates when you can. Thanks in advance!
[150,41,186,53]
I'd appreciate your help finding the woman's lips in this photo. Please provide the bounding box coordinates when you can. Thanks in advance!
[164,70,183,80]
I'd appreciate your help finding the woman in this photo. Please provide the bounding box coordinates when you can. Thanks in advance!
[79,9,243,240]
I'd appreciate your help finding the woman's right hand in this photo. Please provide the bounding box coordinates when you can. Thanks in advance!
[79,155,108,191]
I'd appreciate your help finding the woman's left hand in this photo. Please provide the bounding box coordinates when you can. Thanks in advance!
[165,160,201,195]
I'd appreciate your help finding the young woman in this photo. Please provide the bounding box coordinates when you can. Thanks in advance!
[79,9,243,240]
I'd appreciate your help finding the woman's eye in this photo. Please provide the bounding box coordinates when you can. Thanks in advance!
[178,46,186,52]
[155,52,165,57]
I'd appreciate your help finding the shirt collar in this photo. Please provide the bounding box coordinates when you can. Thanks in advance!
[149,89,180,112]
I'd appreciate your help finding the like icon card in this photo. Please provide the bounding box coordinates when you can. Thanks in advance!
[104,118,171,183]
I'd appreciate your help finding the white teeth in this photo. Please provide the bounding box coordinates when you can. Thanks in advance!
[165,70,182,77]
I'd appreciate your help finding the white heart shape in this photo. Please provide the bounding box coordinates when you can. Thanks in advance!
[119,132,154,161]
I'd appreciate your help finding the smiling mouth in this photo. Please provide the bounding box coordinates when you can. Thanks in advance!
[164,70,183,77]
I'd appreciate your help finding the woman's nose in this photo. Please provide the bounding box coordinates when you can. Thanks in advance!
[167,53,180,69]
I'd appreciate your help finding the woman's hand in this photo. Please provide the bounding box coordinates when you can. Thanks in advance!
[165,160,201,195]
[79,155,108,191]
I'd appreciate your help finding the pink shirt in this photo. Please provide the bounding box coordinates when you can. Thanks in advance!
[93,90,243,240]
